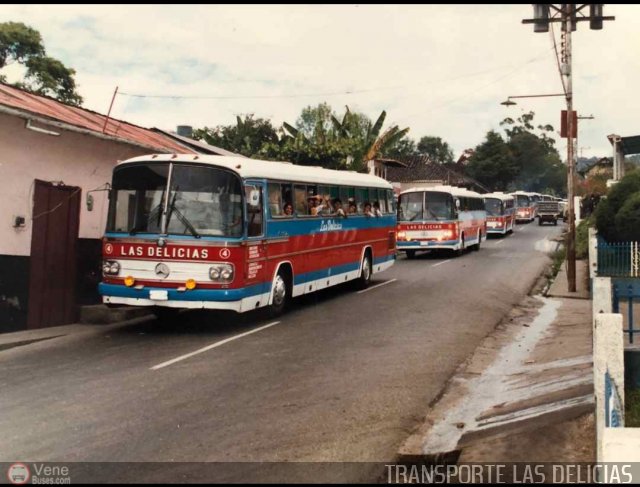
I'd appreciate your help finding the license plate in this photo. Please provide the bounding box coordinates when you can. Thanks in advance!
[150,290,168,301]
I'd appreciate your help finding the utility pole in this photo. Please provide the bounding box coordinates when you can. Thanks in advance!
[523,4,614,293]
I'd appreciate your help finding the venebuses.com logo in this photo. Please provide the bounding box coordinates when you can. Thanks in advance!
[7,463,30,485]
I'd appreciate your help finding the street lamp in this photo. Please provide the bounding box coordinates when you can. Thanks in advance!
[500,94,565,106]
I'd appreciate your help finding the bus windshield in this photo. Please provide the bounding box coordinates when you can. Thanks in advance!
[514,195,531,207]
[484,198,503,216]
[107,163,244,238]
[398,191,454,221]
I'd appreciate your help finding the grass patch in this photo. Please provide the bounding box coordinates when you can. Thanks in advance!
[550,245,566,279]
[625,388,640,427]
[575,216,593,260]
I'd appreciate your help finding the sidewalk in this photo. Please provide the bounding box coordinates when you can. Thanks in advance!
[0,305,154,351]
[399,260,594,463]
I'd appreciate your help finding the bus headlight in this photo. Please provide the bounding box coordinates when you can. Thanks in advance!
[209,263,234,283]
[103,260,120,275]
[397,231,407,241]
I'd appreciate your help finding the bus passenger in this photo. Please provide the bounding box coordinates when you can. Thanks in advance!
[373,201,382,217]
[332,198,347,218]
[363,201,375,217]
[284,202,293,216]
[348,202,357,215]
[308,195,321,215]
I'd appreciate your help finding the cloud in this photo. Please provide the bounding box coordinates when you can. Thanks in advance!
[0,4,637,159]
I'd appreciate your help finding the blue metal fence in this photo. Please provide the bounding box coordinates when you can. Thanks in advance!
[613,279,640,344]
[597,237,640,277]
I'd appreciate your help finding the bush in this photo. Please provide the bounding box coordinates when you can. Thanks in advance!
[595,169,640,242]
[614,191,640,241]
[575,216,592,259]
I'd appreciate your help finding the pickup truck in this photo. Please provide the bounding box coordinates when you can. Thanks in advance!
[537,201,560,226]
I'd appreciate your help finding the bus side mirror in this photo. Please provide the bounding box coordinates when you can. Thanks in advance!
[248,189,261,207]
[86,193,94,212]
[455,199,461,209]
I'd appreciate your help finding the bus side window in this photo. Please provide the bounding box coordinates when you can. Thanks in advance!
[339,186,349,207]
[245,185,264,237]
[294,185,308,216]
[281,183,293,216]
[356,188,369,213]
[268,182,283,217]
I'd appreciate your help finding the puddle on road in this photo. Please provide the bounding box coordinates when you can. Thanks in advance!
[534,237,560,253]
[421,297,562,455]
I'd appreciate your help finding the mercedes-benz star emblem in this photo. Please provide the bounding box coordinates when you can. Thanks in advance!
[155,263,170,278]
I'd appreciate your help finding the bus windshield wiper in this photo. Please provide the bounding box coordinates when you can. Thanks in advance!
[425,207,440,220]
[166,190,201,239]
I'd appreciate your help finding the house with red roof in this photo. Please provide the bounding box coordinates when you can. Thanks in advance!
[0,83,235,332]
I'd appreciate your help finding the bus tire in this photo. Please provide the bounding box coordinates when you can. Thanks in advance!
[269,269,290,317]
[356,251,372,290]
[472,231,481,251]
[406,250,417,259]
[453,235,464,257]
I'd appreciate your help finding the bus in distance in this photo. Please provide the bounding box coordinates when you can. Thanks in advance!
[396,185,487,259]
[483,192,515,235]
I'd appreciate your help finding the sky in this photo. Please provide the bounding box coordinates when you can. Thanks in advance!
[1,4,638,160]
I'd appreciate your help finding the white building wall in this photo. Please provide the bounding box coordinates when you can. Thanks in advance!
[0,113,151,256]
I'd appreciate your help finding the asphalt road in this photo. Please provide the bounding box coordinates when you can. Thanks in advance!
[0,222,563,482]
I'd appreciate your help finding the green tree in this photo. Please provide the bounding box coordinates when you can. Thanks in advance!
[382,137,419,159]
[0,21,83,105]
[465,130,517,191]
[281,103,410,172]
[595,169,640,242]
[193,114,280,158]
[416,136,454,164]
[499,111,565,194]
[614,192,640,241]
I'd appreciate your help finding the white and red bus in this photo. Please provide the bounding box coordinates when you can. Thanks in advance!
[511,191,535,222]
[99,154,397,318]
[483,192,515,235]
[396,185,487,259]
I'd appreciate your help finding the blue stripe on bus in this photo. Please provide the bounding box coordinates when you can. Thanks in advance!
[98,282,268,302]
[99,253,395,301]
[397,239,459,247]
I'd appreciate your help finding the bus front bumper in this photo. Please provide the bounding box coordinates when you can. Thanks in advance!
[99,283,270,313]
[397,239,461,251]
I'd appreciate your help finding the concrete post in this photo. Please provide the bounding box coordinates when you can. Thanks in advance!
[593,277,612,315]
[574,195,582,225]
[594,313,624,463]
[589,227,598,280]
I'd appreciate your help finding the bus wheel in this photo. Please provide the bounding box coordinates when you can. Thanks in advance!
[269,271,289,317]
[472,231,481,251]
[453,236,464,257]
[356,252,372,290]
[406,250,417,259]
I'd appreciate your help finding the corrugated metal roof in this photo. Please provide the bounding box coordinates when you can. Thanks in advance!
[386,155,489,193]
[0,83,192,153]
[152,128,244,157]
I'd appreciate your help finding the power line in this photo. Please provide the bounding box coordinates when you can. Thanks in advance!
[116,49,556,102]
[549,23,568,96]
[399,46,556,123]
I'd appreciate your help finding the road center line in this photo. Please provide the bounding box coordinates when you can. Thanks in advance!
[150,321,281,371]
[357,278,397,294]
[432,259,451,267]
[494,239,504,245]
